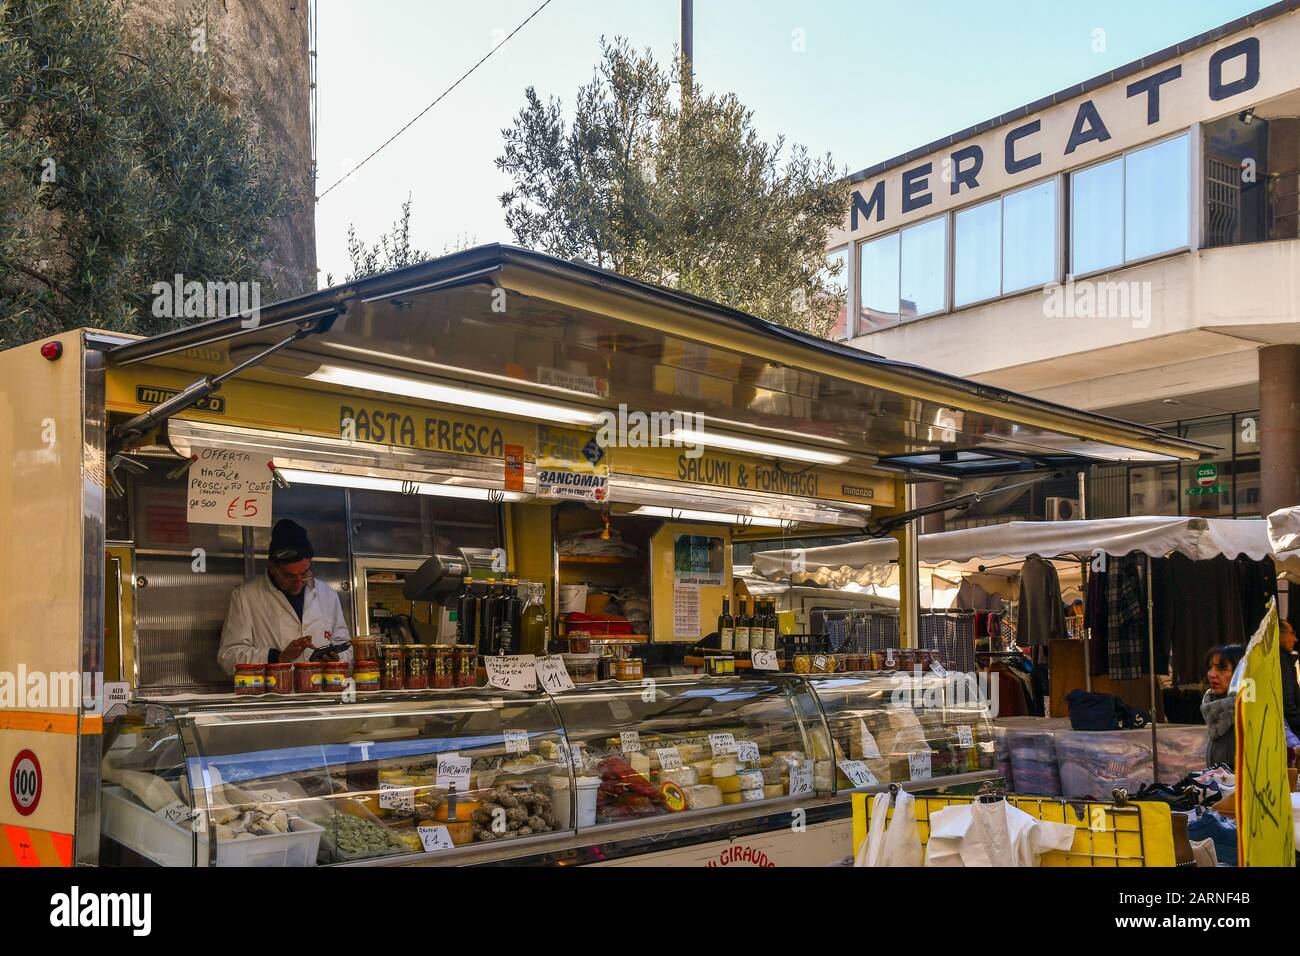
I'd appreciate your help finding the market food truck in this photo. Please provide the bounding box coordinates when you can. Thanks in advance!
[0,245,1208,867]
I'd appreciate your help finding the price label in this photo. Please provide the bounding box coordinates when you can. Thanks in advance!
[956,725,974,749]
[379,782,415,812]
[857,719,882,759]
[735,740,760,763]
[655,747,683,770]
[436,754,472,791]
[187,450,273,528]
[534,655,575,693]
[1043,696,1051,718]
[838,760,877,789]
[608,699,633,721]
[503,729,530,755]
[789,761,813,796]
[908,750,932,781]
[750,649,779,671]
[417,825,455,852]
[154,801,194,826]
[619,731,642,753]
[568,742,586,770]
[484,655,538,691]
[812,654,828,672]
[930,660,949,678]
[709,732,736,757]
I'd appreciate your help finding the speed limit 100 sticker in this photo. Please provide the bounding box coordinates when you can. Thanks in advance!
[10,750,42,816]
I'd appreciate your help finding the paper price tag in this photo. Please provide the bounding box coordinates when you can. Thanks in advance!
[155,801,194,826]
[436,754,472,791]
[379,782,415,812]
[930,660,949,678]
[838,760,877,789]
[750,649,779,671]
[534,655,575,693]
[484,655,538,691]
[619,731,642,753]
[709,732,736,757]
[503,729,530,755]
[735,740,760,763]
[956,725,974,749]
[812,654,828,671]
[655,747,683,770]
[789,762,813,796]
[857,719,882,759]
[417,825,455,852]
[908,750,932,781]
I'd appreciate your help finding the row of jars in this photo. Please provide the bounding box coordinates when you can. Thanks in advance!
[232,642,479,696]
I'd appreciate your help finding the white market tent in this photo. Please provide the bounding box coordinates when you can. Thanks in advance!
[1268,506,1300,558]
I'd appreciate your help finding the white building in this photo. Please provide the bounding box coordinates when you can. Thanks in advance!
[827,2,1300,525]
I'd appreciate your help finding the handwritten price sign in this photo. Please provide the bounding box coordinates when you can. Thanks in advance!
[187,449,272,528]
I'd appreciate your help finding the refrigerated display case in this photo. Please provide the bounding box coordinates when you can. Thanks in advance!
[98,672,998,867]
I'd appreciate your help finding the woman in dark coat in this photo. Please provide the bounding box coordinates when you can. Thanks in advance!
[1201,644,1245,769]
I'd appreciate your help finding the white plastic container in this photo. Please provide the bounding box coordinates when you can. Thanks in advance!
[558,584,588,614]
[548,774,600,829]
[101,786,323,867]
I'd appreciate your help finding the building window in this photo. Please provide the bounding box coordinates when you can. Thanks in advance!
[857,232,900,331]
[1070,133,1190,276]
[1002,179,1059,293]
[822,247,850,339]
[899,215,947,319]
[953,198,1000,307]
[1203,112,1270,248]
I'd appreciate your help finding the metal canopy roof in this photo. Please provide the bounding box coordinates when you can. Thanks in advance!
[104,244,1212,478]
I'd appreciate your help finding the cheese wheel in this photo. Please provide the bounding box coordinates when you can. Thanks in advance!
[712,760,738,778]
[683,784,723,809]
[721,791,743,805]
[714,774,742,794]
[656,767,699,788]
[763,783,784,799]
[740,788,764,802]
[737,770,764,790]
[760,765,783,785]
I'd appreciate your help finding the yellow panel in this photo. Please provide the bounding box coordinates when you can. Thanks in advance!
[648,522,733,643]
[509,502,555,608]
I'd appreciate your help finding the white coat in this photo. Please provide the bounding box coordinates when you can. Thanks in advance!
[924,799,1075,867]
[218,573,351,675]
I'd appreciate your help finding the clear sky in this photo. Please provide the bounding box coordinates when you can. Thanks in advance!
[313,0,1276,284]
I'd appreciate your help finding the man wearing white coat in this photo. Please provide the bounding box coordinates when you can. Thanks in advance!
[218,519,352,674]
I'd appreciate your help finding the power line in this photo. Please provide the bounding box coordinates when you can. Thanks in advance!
[316,0,556,202]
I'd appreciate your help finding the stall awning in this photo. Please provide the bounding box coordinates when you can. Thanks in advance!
[752,516,1300,580]
[102,245,1213,503]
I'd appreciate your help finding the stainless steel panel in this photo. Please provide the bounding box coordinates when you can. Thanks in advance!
[134,556,244,690]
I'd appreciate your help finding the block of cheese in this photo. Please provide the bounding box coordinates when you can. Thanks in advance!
[682,784,723,810]
[712,759,738,778]
[690,759,715,780]
[715,774,742,794]
[677,744,706,764]
[628,751,651,777]
[763,783,784,799]
[760,765,783,785]
[721,791,743,805]
[736,770,764,791]
[655,766,699,788]
[740,787,765,802]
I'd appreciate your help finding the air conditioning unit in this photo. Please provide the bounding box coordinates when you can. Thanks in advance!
[1046,497,1080,521]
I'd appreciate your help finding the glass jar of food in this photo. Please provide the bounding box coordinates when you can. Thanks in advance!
[561,653,600,684]
[453,645,477,687]
[264,662,294,694]
[322,661,351,692]
[792,652,813,674]
[293,662,323,693]
[405,644,429,690]
[234,664,265,695]
[613,657,643,681]
[351,637,381,662]
[431,645,455,689]
[381,645,405,690]
[352,658,381,691]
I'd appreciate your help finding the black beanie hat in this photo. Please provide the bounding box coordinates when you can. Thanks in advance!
[269,519,313,563]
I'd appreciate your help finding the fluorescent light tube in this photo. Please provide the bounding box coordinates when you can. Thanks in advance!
[663,428,850,466]
[277,469,526,502]
[308,365,602,427]
[630,505,785,528]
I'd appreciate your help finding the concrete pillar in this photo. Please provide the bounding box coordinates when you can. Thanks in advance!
[1260,344,1300,515]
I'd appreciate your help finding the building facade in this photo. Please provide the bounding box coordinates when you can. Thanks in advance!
[827,2,1300,524]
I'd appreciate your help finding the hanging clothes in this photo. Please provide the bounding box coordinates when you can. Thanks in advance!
[1085,565,1109,677]
[1152,555,1244,684]
[1106,555,1147,681]
[924,799,1076,867]
[1017,557,1066,647]
[855,789,923,867]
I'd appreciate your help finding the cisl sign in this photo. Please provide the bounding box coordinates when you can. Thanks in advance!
[836,12,1300,241]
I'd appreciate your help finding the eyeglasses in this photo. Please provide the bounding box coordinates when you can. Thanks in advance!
[272,564,314,583]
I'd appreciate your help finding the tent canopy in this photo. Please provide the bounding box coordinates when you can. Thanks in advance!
[751,516,1300,583]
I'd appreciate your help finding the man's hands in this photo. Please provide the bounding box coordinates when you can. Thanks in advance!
[279,636,315,662]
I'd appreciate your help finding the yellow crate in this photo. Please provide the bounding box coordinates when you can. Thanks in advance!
[852,792,1176,867]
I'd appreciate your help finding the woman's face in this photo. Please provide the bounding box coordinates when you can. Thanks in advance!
[1206,655,1234,695]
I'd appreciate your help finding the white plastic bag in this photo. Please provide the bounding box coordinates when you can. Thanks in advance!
[855,789,922,867]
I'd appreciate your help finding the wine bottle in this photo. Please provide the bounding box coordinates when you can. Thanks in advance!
[480,578,500,655]
[734,598,751,653]
[718,597,735,652]
[455,577,479,647]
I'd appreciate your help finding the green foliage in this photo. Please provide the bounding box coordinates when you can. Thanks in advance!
[497,38,850,335]
[0,0,295,348]
[331,196,472,284]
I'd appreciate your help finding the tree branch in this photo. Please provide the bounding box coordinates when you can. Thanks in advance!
[1,257,72,301]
